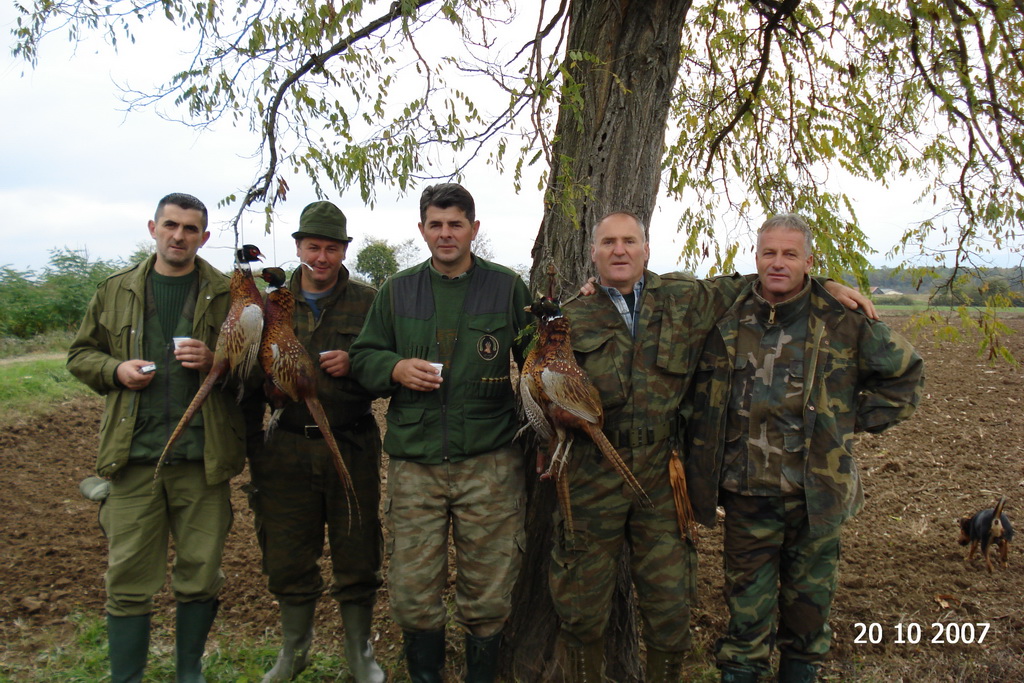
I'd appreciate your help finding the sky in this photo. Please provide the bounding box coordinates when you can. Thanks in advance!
[0,2,989,282]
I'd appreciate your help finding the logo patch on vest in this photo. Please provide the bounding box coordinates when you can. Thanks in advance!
[477,334,499,361]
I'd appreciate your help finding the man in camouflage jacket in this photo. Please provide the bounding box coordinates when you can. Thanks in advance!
[684,214,924,683]
[554,212,873,681]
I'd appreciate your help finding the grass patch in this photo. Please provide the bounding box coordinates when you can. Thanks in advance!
[0,330,75,359]
[0,357,95,427]
[0,612,405,682]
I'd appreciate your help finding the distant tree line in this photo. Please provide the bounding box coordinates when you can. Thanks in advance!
[855,266,1024,307]
[0,246,152,338]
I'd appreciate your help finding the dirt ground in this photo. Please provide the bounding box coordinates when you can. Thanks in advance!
[1,316,1022,681]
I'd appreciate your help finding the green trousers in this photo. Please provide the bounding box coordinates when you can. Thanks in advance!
[100,462,231,616]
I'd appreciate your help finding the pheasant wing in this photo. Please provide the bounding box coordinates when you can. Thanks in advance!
[539,360,602,425]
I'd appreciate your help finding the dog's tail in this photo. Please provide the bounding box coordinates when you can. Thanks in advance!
[991,496,1007,539]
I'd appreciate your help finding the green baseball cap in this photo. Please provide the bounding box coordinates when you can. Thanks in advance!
[292,201,351,242]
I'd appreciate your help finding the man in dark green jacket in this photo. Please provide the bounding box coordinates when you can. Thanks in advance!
[247,201,385,683]
[685,214,924,683]
[349,183,532,683]
[67,193,246,683]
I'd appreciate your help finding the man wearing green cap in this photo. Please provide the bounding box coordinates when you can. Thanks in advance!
[246,200,385,682]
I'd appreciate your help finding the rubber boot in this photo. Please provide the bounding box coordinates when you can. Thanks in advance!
[645,648,684,683]
[340,602,385,683]
[107,612,150,683]
[566,640,604,682]
[464,631,502,683]
[720,663,760,683]
[403,629,446,683]
[778,657,817,683]
[262,601,317,682]
[176,599,218,683]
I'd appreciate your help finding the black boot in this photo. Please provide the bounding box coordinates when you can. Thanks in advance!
[403,629,445,683]
[176,599,219,683]
[720,663,760,683]
[645,648,684,682]
[778,657,817,683]
[464,631,502,683]
[565,640,604,682]
[107,613,150,683]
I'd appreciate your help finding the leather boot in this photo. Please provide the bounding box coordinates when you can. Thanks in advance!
[464,631,502,683]
[645,648,684,682]
[720,663,760,683]
[566,640,604,682]
[340,602,385,683]
[403,629,446,683]
[262,601,317,682]
[107,612,150,683]
[176,599,218,683]
[778,657,817,683]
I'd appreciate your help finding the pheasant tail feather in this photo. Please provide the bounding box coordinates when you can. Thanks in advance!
[153,361,225,481]
[669,449,699,546]
[304,397,359,528]
[584,423,652,508]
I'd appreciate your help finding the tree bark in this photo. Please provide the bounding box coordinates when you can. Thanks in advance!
[510,1,691,681]
[529,0,692,300]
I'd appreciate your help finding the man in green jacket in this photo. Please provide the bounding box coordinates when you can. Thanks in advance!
[67,193,246,683]
[349,183,532,682]
[685,214,924,683]
[247,201,385,683]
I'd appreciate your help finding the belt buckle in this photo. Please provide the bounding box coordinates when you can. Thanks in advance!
[302,425,319,439]
[629,426,645,449]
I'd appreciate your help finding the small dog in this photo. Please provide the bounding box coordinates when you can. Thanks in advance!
[958,496,1014,573]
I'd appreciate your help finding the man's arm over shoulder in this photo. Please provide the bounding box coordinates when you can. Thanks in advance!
[854,318,925,433]
[348,280,404,397]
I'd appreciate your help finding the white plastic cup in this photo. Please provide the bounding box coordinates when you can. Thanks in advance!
[172,337,191,349]
[429,362,444,375]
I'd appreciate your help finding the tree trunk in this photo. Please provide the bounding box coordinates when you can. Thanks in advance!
[529,0,692,300]
[510,1,691,681]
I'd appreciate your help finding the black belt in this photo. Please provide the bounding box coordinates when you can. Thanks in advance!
[278,412,374,440]
[604,420,676,449]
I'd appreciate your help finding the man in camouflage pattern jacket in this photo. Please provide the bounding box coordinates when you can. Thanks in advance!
[554,212,874,682]
[684,214,924,683]
[246,201,385,683]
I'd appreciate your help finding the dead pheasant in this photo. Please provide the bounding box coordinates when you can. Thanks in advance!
[258,266,356,512]
[520,294,651,539]
[154,244,265,480]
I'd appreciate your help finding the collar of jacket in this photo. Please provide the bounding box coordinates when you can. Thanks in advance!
[289,262,353,307]
[114,254,228,299]
[722,276,848,327]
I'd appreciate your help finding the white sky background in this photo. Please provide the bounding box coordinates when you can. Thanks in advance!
[0,1,996,281]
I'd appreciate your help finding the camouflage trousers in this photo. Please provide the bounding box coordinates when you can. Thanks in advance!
[549,445,696,651]
[716,491,841,673]
[385,446,526,637]
[247,414,384,607]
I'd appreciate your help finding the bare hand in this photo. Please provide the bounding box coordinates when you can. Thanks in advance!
[825,281,879,320]
[116,360,157,391]
[579,276,598,297]
[392,358,443,392]
[174,338,214,373]
[319,349,351,378]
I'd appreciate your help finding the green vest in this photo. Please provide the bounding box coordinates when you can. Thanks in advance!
[350,258,532,463]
